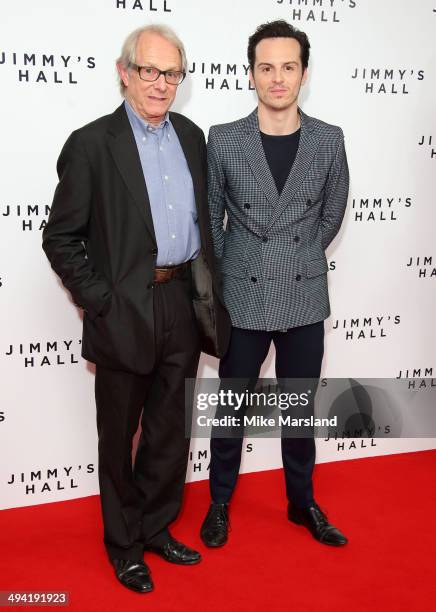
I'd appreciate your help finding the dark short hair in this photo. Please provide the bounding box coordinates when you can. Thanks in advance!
[247,20,310,71]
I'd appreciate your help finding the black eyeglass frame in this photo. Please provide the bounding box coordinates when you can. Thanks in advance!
[129,63,186,85]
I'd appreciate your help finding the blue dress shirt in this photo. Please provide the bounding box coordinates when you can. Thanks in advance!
[125,100,201,267]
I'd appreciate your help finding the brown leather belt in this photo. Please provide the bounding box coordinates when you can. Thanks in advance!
[153,262,189,284]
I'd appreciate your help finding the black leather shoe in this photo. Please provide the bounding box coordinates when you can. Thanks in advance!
[200,503,229,547]
[147,537,201,565]
[112,559,153,593]
[288,503,348,546]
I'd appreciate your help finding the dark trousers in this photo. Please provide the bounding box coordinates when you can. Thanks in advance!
[209,321,324,508]
[95,274,200,561]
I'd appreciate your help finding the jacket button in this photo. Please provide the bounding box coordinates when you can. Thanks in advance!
[244,203,251,209]
[262,236,268,243]
[294,236,300,243]
[306,199,312,206]
[295,274,302,281]
[147,282,154,289]
[151,248,158,255]
[251,276,257,283]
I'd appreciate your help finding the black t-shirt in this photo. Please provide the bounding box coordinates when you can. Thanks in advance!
[260,129,300,194]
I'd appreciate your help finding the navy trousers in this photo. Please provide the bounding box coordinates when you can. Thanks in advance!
[209,321,324,507]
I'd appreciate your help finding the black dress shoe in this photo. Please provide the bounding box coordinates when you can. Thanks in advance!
[288,502,348,546]
[112,559,153,593]
[147,537,201,565]
[200,503,229,547]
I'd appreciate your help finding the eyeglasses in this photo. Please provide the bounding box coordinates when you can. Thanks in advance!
[129,63,186,85]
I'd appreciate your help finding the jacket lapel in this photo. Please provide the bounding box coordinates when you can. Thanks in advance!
[266,109,320,230]
[106,103,156,243]
[170,111,209,250]
[241,110,279,207]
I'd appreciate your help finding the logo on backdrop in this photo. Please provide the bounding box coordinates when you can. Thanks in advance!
[406,256,436,279]
[6,463,95,496]
[1,203,50,232]
[320,379,385,453]
[0,411,5,424]
[4,339,82,368]
[351,67,424,94]
[396,366,435,390]
[418,135,435,159]
[188,444,253,474]
[332,437,377,452]
[318,379,432,453]
[329,260,336,271]
[275,0,358,24]
[188,61,254,92]
[351,197,412,222]
[0,52,95,85]
[331,315,401,341]
[114,0,172,11]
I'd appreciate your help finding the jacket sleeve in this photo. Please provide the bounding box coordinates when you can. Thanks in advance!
[42,130,112,321]
[321,129,349,250]
[207,127,226,260]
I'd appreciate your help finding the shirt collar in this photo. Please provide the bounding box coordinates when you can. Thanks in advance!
[124,99,170,136]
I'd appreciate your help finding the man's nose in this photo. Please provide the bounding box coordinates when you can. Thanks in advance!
[272,69,284,83]
[154,73,168,90]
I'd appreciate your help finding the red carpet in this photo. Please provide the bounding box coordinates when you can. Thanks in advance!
[1,450,435,611]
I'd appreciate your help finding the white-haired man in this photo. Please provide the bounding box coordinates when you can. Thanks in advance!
[43,25,230,593]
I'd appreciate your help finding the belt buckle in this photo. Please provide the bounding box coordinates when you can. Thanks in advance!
[154,266,174,284]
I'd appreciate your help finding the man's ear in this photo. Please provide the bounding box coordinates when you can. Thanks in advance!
[301,67,308,86]
[249,68,255,89]
[116,62,129,89]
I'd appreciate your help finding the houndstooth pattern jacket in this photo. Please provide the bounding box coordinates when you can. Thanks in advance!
[207,108,349,331]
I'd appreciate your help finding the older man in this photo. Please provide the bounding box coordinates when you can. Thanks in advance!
[43,25,230,593]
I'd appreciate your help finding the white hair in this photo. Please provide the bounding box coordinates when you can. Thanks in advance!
[117,24,187,95]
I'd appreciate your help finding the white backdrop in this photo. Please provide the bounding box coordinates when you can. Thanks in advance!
[1,0,435,509]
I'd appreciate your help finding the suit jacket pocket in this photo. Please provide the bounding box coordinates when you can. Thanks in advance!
[302,257,329,314]
[305,257,328,278]
[82,291,152,372]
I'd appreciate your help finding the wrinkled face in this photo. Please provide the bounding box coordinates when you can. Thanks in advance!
[250,37,307,113]
[117,31,182,125]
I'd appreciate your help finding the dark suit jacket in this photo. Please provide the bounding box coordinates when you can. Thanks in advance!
[43,103,230,374]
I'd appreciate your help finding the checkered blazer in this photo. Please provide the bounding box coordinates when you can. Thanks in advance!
[207,108,349,331]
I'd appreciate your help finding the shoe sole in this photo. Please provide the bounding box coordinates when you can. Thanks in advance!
[116,577,154,593]
[200,538,228,548]
[146,550,202,565]
[160,557,202,565]
[125,584,154,593]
